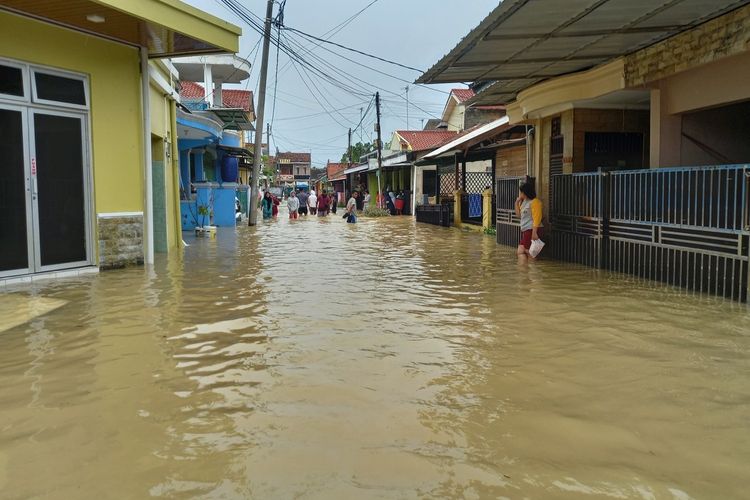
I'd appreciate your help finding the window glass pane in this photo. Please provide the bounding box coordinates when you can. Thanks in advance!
[34,113,87,265]
[34,72,86,105]
[0,65,24,97]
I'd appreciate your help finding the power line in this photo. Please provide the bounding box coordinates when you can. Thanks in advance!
[283,26,424,73]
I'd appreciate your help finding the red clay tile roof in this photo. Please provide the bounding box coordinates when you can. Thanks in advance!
[451,88,475,103]
[179,81,254,113]
[277,152,311,164]
[326,161,349,180]
[395,130,459,151]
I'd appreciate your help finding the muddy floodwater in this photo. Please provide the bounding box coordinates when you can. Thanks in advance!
[1,215,749,499]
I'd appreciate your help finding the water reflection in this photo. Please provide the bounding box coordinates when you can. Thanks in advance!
[1,215,749,498]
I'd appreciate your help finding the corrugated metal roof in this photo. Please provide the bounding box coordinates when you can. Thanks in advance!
[417,0,749,104]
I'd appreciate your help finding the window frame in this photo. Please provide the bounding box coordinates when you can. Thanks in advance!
[30,66,89,110]
[0,58,30,103]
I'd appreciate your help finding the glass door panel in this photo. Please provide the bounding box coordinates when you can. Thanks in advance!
[32,112,87,267]
[0,106,31,274]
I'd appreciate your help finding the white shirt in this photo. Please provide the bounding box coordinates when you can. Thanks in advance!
[308,193,317,207]
[287,196,299,211]
[346,197,357,212]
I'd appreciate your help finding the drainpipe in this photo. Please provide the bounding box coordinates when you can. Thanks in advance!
[525,126,535,178]
[140,47,154,265]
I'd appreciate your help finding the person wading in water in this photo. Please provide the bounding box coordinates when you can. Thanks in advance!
[345,191,359,223]
[515,181,543,259]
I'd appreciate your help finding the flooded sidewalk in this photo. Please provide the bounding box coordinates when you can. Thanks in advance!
[1,215,749,499]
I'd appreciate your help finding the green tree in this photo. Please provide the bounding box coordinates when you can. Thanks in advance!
[341,142,373,163]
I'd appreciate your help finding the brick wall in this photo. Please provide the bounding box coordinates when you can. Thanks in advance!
[625,4,750,87]
[98,214,144,270]
[572,109,650,171]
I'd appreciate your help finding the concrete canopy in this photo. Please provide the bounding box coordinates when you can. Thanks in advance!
[416,0,749,105]
[172,55,251,82]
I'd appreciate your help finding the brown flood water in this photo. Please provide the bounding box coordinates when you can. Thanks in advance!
[1,214,749,499]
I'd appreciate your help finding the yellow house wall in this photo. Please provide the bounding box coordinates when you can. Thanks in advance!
[0,11,144,216]
[148,66,181,251]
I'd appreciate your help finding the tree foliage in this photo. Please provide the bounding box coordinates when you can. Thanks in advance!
[340,142,374,164]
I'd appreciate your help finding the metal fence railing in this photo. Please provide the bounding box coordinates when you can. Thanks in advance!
[415,203,453,227]
[549,165,750,301]
[496,176,534,247]
[549,172,605,268]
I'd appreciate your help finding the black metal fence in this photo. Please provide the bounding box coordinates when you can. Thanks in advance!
[549,165,750,301]
[496,176,534,247]
[415,203,453,227]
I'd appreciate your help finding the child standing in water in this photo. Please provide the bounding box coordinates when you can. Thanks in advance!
[515,181,543,258]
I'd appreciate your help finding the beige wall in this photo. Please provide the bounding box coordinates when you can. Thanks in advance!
[648,51,750,167]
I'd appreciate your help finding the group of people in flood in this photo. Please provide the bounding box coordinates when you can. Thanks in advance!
[284,188,340,219]
[262,181,542,239]
[261,188,359,223]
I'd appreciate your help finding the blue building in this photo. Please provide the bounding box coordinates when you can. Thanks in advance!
[173,56,255,230]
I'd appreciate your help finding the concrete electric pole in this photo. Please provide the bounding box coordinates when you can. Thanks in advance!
[375,91,383,205]
[249,0,274,226]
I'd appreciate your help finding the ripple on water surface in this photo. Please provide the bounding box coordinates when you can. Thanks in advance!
[1,215,749,499]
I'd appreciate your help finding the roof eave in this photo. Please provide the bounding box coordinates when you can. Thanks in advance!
[415,1,517,84]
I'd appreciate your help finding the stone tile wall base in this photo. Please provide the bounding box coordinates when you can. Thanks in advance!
[98,215,144,270]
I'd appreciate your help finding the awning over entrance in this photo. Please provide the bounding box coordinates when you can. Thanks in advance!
[0,0,241,57]
[423,117,511,160]
[343,164,369,175]
[417,0,747,105]
[216,145,252,159]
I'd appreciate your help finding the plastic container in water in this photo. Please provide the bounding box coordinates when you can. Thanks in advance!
[220,155,239,183]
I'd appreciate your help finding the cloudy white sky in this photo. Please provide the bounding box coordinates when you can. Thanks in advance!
[183,0,499,167]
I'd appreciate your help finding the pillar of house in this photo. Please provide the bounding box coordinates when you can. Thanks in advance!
[179,149,191,193]
[453,188,464,227]
[650,87,682,168]
[213,79,223,108]
[203,64,213,106]
[482,188,493,230]
[192,151,205,182]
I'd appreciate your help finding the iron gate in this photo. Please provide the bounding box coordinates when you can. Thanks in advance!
[550,165,750,301]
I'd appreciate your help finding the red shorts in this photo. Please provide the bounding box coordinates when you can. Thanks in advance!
[520,228,542,249]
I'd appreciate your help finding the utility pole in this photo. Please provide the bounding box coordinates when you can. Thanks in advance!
[375,91,383,207]
[249,0,274,226]
[405,85,409,130]
[347,128,352,166]
[359,107,363,142]
[266,122,271,189]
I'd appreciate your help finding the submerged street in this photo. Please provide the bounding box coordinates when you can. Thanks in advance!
[1,215,749,499]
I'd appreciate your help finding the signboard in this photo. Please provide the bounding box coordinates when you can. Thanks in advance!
[279,174,294,181]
